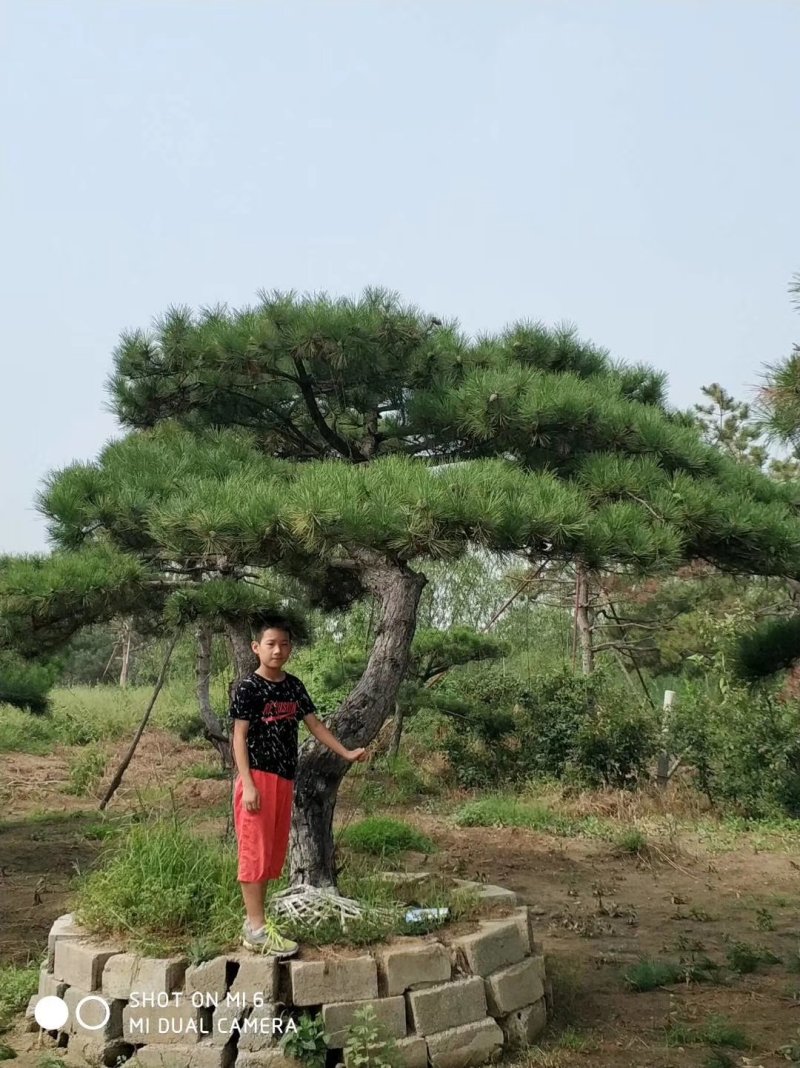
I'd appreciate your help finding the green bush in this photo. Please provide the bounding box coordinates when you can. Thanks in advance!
[0,651,58,714]
[442,664,657,788]
[670,678,800,817]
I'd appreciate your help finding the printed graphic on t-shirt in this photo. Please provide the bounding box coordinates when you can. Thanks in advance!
[228,672,316,781]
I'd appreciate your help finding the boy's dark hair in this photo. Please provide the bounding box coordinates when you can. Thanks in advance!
[252,615,294,642]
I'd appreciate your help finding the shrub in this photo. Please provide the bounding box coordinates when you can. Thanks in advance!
[442,664,657,788]
[0,651,58,714]
[725,940,780,974]
[670,678,800,817]
[339,817,435,856]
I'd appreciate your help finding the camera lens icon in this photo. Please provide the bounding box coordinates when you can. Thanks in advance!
[34,994,110,1032]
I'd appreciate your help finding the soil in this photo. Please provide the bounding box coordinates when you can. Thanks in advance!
[2,728,799,1067]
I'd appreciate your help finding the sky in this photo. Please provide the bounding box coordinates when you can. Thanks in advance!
[1,0,799,553]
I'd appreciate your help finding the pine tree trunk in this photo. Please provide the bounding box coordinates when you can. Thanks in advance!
[196,625,231,767]
[290,555,426,888]
[575,566,594,675]
[224,620,258,699]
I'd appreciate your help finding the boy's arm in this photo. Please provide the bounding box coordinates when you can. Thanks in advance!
[304,714,368,763]
[231,720,261,810]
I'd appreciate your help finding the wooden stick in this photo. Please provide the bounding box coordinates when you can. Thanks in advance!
[99,631,181,811]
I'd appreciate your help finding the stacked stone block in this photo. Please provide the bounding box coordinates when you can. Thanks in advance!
[33,893,547,1067]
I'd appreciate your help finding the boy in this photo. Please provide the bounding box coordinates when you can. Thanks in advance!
[229,616,367,956]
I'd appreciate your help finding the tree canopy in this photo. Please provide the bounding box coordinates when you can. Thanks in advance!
[5,286,800,889]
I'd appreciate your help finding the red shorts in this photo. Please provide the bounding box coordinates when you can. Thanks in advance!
[233,770,294,883]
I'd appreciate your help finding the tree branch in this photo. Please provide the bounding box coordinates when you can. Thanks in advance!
[291,355,364,462]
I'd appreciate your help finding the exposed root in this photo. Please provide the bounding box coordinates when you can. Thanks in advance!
[268,884,396,927]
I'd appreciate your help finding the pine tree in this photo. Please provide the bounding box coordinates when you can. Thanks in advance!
[733,270,800,679]
[4,290,800,897]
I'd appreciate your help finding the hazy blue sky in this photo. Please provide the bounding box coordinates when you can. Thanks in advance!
[2,1,799,552]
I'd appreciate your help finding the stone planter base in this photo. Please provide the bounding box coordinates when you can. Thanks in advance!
[30,880,548,1068]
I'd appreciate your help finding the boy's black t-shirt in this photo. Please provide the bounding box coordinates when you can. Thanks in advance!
[228,671,316,782]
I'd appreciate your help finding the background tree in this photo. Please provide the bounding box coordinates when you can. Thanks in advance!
[732,270,800,680]
[693,382,767,467]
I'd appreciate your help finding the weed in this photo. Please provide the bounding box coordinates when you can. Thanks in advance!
[665,1015,747,1050]
[186,938,226,965]
[625,958,683,991]
[338,817,435,857]
[664,1020,695,1046]
[0,964,38,1034]
[551,1027,598,1052]
[701,1016,747,1049]
[66,745,106,796]
[614,828,648,854]
[0,1044,16,1061]
[282,1013,328,1068]
[725,939,780,974]
[755,907,775,931]
[689,907,716,922]
[344,1004,402,1068]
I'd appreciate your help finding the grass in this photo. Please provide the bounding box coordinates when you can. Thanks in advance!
[452,794,648,852]
[665,1015,748,1050]
[353,753,443,810]
[73,815,243,954]
[550,1028,599,1052]
[624,958,685,991]
[338,816,436,857]
[186,762,228,780]
[0,683,209,755]
[70,814,464,954]
[293,863,481,946]
[65,744,106,796]
[624,951,719,991]
[0,964,38,1034]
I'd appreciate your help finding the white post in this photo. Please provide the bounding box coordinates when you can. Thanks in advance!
[656,689,676,788]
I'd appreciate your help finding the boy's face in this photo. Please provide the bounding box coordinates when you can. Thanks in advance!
[252,627,292,669]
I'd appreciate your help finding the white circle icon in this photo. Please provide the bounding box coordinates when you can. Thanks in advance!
[74,994,111,1031]
[34,995,69,1031]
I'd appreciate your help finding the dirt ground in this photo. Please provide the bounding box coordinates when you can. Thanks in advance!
[2,729,799,1067]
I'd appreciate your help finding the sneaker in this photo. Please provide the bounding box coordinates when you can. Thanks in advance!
[242,917,299,958]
